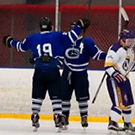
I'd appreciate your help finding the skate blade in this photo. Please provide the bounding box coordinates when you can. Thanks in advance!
[57,127,62,133]
[108,129,118,134]
[62,125,68,130]
[125,130,135,134]
[83,127,87,131]
[33,127,38,132]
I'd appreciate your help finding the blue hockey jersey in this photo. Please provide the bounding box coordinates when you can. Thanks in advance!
[10,26,81,71]
[64,36,106,72]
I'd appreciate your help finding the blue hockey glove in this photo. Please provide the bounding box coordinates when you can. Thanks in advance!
[112,71,126,86]
[77,18,90,32]
[3,35,13,48]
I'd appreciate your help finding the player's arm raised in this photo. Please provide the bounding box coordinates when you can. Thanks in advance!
[62,19,90,46]
[3,35,31,52]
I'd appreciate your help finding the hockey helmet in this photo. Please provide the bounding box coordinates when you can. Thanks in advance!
[119,29,135,39]
[119,29,135,48]
[40,17,53,31]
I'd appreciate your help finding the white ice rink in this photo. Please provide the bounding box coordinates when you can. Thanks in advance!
[0,118,133,135]
[0,69,135,135]
[0,119,110,135]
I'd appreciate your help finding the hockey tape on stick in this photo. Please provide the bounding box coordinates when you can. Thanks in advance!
[120,7,129,28]
[92,73,106,104]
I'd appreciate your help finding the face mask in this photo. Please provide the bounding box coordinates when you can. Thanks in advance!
[124,38,135,48]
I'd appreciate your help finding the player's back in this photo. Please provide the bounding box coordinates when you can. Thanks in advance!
[27,31,65,72]
[30,31,64,59]
[64,37,96,72]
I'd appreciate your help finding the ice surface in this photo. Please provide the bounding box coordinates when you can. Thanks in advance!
[0,119,112,135]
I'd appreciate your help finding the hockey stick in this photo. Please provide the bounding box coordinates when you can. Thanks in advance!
[118,3,129,39]
[82,0,92,34]
[92,61,134,104]
[125,63,135,77]
[92,7,129,104]
[86,0,92,19]
[91,63,134,104]
[91,73,106,104]
[120,7,129,29]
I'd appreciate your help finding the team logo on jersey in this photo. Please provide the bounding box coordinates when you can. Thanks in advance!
[65,48,80,59]
[122,58,130,71]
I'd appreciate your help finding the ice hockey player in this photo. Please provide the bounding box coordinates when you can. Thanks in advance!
[61,21,106,130]
[104,28,135,133]
[3,17,90,132]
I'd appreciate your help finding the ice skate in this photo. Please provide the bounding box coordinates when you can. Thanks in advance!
[61,115,69,130]
[123,122,135,133]
[81,116,88,130]
[31,113,40,132]
[54,114,63,132]
[108,120,124,134]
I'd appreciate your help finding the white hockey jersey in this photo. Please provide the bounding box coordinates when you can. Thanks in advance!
[105,43,135,76]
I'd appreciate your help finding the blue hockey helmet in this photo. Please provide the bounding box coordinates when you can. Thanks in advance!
[40,17,53,31]
[119,28,135,39]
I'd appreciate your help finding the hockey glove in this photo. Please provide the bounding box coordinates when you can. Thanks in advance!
[3,35,13,48]
[112,71,126,86]
[70,22,77,29]
[29,57,35,65]
[77,19,90,32]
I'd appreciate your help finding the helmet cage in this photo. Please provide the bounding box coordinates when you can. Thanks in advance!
[124,38,135,48]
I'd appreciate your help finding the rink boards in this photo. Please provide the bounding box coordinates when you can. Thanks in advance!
[0,68,135,123]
